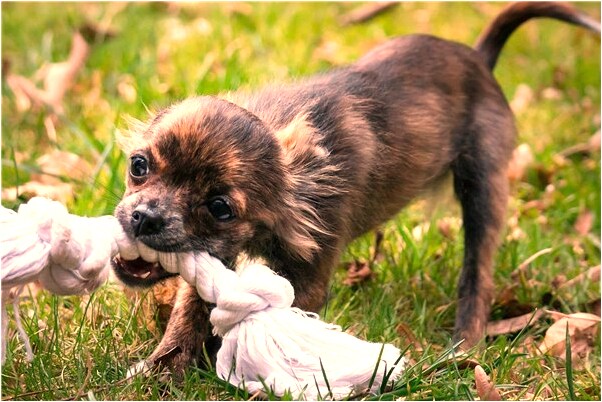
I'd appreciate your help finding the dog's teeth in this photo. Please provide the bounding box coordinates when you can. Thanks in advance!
[137,241,159,263]
[138,271,151,279]
[119,247,140,261]
[158,252,179,274]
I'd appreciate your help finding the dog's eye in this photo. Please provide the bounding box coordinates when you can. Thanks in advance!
[130,156,149,178]
[207,197,235,221]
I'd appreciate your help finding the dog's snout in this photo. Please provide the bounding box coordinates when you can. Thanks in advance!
[131,205,165,237]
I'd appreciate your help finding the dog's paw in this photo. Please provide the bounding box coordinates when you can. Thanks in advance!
[126,359,153,379]
[126,359,172,383]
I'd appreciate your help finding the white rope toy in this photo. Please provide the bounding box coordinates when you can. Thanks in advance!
[1,197,405,400]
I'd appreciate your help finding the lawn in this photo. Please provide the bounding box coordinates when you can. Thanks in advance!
[1,2,600,400]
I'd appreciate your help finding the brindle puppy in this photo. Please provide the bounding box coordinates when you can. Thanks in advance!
[112,2,599,376]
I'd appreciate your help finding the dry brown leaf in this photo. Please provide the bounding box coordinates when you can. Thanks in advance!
[2,182,74,205]
[34,149,93,184]
[486,309,545,337]
[474,365,502,401]
[539,312,601,366]
[339,2,398,26]
[6,31,89,141]
[45,32,89,110]
[1,150,92,204]
[573,209,594,236]
[342,260,373,286]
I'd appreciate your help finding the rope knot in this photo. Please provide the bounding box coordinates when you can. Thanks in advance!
[210,263,295,336]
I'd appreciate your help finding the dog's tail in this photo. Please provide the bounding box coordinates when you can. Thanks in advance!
[475,2,600,70]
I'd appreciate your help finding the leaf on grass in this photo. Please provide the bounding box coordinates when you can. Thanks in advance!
[34,149,93,184]
[6,31,89,141]
[342,260,373,286]
[486,309,545,337]
[2,182,74,205]
[1,150,92,204]
[339,2,398,26]
[507,143,534,182]
[41,31,89,112]
[474,365,502,401]
[539,312,601,367]
[573,209,594,236]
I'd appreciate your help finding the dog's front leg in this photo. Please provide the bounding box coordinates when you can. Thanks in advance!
[133,281,221,379]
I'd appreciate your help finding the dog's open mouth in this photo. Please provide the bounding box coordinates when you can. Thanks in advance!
[112,256,170,281]
[111,244,179,287]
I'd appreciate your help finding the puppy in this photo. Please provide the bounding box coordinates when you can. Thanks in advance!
[112,2,599,376]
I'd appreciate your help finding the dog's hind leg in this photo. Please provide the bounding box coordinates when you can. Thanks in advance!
[451,110,513,348]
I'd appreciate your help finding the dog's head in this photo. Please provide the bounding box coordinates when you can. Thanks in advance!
[112,96,330,287]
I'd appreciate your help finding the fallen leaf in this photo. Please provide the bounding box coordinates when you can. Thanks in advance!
[2,181,74,205]
[1,150,92,204]
[339,2,398,26]
[6,31,89,141]
[474,365,502,401]
[486,309,545,337]
[507,143,534,182]
[42,31,89,112]
[573,209,594,236]
[33,149,93,184]
[342,260,373,286]
[539,312,601,367]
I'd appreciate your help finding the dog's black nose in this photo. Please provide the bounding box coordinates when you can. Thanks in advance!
[131,206,164,236]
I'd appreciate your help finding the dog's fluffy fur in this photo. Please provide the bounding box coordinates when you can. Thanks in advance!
[112,2,599,375]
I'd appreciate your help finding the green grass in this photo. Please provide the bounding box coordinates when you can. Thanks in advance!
[1,2,600,400]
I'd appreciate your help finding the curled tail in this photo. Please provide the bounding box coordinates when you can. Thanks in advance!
[475,1,601,70]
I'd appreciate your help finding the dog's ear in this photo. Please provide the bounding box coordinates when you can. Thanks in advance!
[115,115,150,154]
[271,116,337,261]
